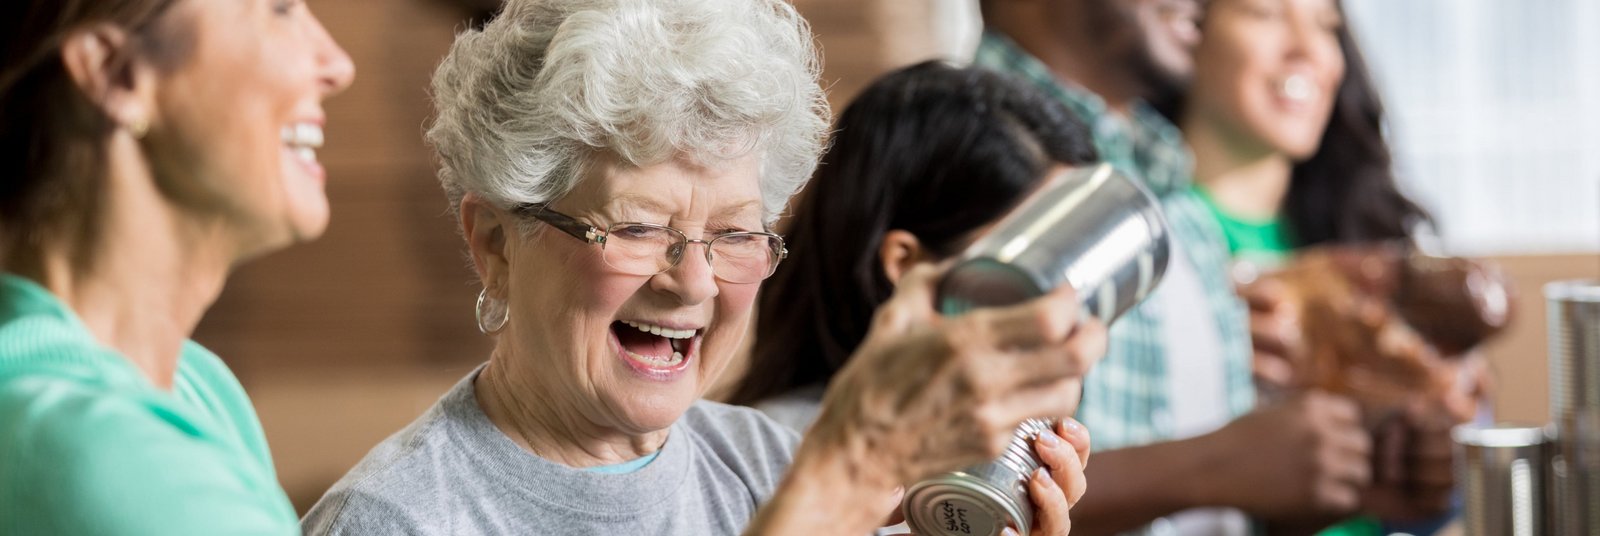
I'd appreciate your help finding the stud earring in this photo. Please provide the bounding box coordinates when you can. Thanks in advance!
[125,117,149,139]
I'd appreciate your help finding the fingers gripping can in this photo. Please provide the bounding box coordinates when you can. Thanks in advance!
[902,163,1172,536]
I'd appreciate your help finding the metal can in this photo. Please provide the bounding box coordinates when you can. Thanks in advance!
[904,419,1054,536]
[1453,423,1549,536]
[903,163,1171,536]
[935,163,1171,324]
[1547,280,1600,535]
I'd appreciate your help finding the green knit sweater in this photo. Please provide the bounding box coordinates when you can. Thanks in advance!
[0,274,298,534]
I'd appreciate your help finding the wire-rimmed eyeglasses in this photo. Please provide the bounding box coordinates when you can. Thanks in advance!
[515,203,787,284]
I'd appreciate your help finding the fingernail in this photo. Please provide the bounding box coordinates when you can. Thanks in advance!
[1061,418,1084,435]
[1003,528,1021,536]
[1038,429,1062,448]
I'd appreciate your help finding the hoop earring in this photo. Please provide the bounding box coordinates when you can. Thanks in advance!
[476,288,509,334]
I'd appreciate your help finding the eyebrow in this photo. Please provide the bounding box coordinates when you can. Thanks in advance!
[712,200,762,219]
[608,195,761,221]
[605,194,668,219]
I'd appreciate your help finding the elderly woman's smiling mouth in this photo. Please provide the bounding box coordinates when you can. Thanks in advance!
[613,318,702,378]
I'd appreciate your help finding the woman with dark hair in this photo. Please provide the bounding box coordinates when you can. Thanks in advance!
[730,60,1099,425]
[1180,0,1429,260]
[728,62,1102,535]
[1178,0,1470,532]
[0,0,353,533]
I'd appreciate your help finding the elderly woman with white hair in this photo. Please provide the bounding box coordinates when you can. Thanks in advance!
[301,0,1105,534]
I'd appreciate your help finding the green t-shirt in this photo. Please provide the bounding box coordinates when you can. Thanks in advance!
[1194,188,1383,536]
[1193,185,1296,265]
[0,274,298,534]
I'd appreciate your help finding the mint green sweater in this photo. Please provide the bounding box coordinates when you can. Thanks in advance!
[0,274,298,534]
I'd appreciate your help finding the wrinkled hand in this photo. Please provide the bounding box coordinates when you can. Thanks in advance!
[1202,391,1371,520]
[808,263,1108,490]
[1007,418,1092,536]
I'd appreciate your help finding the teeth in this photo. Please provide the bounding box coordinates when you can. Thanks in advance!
[621,320,696,339]
[624,349,685,367]
[281,123,325,149]
[294,147,317,163]
[1277,74,1314,103]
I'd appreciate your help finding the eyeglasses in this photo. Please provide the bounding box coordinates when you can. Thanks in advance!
[515,203,787,284]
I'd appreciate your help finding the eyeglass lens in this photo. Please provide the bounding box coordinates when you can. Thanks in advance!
[600,224,779,283]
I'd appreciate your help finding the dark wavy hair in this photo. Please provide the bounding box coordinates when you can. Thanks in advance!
[727,61,1098,406]
[0,0,190,269]
[1155,4,1433,247]
[1283,17,1432,247]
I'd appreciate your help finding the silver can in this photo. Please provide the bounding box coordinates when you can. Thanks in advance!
[935,163,1171,324]
[1453,423,1549,536]
[1547,280,1600,535]
[903,163,1171,536]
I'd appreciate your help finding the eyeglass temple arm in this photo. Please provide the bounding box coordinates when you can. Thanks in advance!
[515,204,606,245]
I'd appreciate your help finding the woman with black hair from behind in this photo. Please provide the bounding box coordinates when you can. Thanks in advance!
[730,60,1104,534]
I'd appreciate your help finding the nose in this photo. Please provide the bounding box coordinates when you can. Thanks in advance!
[307,9,355,97]
[650,241,719,306]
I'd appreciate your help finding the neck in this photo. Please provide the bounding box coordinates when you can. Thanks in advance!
[10,138,236,390]
[991,8,1141,114]
[475,354,667,467]
[1185,113,1293,220]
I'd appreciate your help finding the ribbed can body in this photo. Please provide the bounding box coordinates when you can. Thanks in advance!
[1454,424,1549,536]
[1546,280,1600,535]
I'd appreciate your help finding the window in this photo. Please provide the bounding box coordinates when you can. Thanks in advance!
[1345,0,1600,255]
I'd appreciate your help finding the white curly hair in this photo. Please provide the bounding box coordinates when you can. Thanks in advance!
[426,0,830,227]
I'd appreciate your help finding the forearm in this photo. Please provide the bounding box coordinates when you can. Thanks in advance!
[747,442,898,535]
[1066,437,1217,536]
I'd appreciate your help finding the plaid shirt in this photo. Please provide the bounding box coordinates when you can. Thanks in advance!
[974,31,1255,455]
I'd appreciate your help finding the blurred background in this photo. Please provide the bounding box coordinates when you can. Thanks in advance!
[192,0,1600,512]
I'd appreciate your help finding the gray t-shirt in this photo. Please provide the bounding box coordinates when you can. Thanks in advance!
[751,383,826,434]
[302,369,801,535]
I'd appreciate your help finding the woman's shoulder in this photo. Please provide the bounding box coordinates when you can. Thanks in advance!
[302,371,484,535]
[681,399,802,462]
[0,369,298,534]
[748,384,826,434]
[677,400,802,503]
[684,399,801,442]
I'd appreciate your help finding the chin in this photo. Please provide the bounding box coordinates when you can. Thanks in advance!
[1276,135,1325,162]
[289,210,332,242]
[614,391,699,433]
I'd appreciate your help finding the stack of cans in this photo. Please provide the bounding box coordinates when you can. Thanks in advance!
[1547,280,1600,534]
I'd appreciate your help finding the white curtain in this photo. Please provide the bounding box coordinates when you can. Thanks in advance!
[1344,0,1600,255]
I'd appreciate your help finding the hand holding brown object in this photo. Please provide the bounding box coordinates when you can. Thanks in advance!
[1248,244,1510,424]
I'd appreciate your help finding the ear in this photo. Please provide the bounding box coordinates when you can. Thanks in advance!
[878,230,930,286]
[58,23,160,135]
[461,194,512,293]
